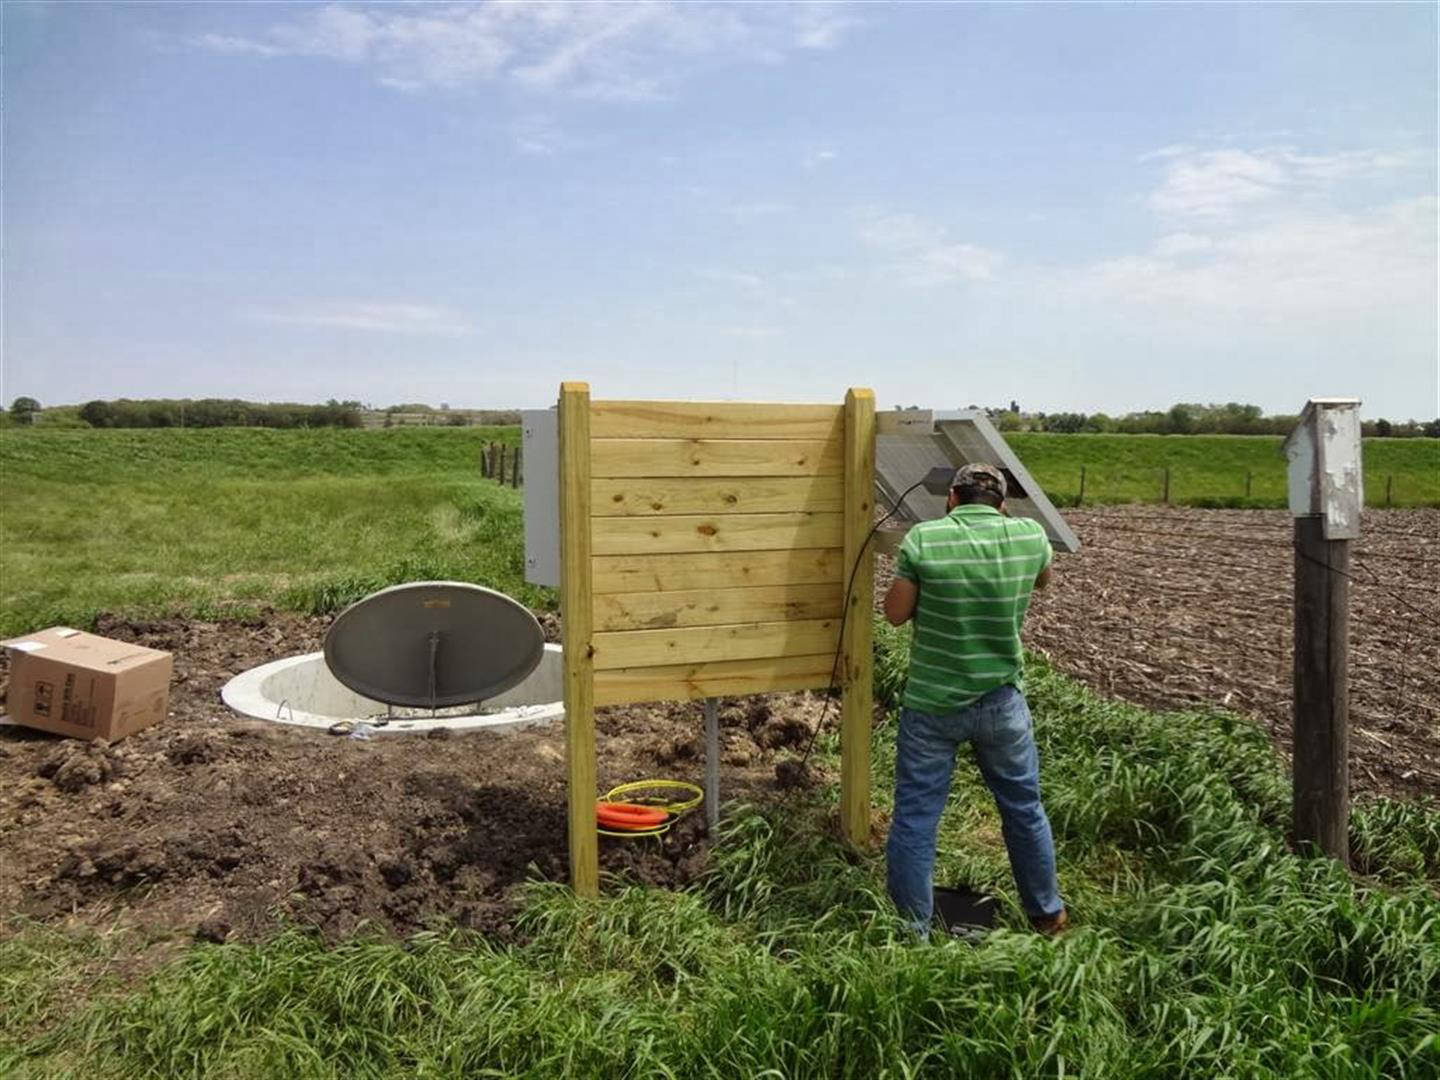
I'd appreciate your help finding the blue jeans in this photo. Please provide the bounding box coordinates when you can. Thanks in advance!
[886,685,1063,935]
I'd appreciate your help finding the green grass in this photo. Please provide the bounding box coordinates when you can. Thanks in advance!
[3,643,1436,1078]
[1006,433,1439,508]
[3,428,1435,636]
[0,427,539,637]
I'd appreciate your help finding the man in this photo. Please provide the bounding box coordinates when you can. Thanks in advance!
[882,463,1067,936]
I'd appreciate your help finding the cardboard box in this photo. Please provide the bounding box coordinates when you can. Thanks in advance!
[1,627,172,741]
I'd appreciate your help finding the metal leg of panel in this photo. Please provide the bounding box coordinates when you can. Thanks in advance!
[704,697,720,831]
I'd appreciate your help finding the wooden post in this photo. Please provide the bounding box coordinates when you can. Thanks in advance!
[1284,397,1362,865]
[1162,467,1171,504]
[499,445,508,485]
[481,447,490,478]
[1385,475,1393,507]
[513,445,522,488]
[558,383,598,896]
[840,388,876,848]
[1293,517,1350,862]
[1077,466,1085,507]
[1245,471,1252,498]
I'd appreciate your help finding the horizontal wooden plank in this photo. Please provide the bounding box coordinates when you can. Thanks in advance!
[592,548,843,595]
[594,653,837,706]
[591,475,844,517]
[593,583,843,632]
[591,513,843,556]
[590,438,842,478]
[593,618,840,670]
[591,401,843,441]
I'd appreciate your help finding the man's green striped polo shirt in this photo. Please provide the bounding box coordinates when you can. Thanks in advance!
[893,504,1053,714]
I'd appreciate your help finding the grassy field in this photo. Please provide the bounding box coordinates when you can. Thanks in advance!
[3,645,1437,1077]
[2,425,1437,1076]
[4,427,1435,637]
[1006,433,1439,508]
[0,427,536,637]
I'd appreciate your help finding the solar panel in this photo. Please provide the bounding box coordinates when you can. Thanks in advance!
[874,411,1080,553]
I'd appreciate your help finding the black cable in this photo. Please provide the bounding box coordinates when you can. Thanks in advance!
[791,476,930,773]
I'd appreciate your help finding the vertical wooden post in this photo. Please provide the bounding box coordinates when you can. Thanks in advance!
[1162,467,1171,504]
[558,383,598,896]
[1077,466,1086,507]
[1385,475,1393,507]
[1245,471,1253,498]
[513,445,522,488]
[1293,516,1350,863]
[500,445,508,485]
[840,388,876,848]
[1284,397,1361,865]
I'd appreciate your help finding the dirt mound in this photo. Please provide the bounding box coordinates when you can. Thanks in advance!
[0,614,830,943]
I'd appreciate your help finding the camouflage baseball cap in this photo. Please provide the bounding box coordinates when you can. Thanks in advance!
[950,462,1007,498]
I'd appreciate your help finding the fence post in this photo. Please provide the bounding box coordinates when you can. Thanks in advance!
[840,388,876,849]
[1385,475,1393,507]
[558,383,598,896]
[1283,398,1361,865]
[500,445,508,485]
[1077,466,1085,507]
[481,448,489,478]
[1162,467,1171,504]
[512,445,522,488]
[1245,471,1252,498]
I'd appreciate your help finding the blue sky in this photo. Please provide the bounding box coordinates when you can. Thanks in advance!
[4,2,1436,419]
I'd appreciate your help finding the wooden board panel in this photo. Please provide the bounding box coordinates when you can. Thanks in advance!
[593,583,843,632]
[590,438,842,478]
[591,475,844,517]
[592,618,840,670]
[591,401,843,441]
[594,653,837,706]
[591,512,843,556]
[592,547,843,594]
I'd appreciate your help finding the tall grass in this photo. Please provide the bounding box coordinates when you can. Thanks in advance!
[4,640,1436,1078]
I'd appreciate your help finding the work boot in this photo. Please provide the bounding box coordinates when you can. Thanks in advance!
[1029,908,1069,937]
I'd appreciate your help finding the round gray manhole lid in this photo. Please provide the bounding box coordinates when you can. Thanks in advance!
[323,581,544,708]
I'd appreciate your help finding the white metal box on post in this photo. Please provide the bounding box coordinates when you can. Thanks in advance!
[1283,398,1364,540]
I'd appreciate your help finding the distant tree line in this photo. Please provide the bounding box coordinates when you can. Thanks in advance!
[73,398,365,429]
[975,402,1439,438]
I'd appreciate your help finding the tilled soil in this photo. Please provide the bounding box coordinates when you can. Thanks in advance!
[880,506,1438,801]
[0,613,830,943]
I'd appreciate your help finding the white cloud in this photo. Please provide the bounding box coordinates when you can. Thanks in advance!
[193,2,861,99]
[803,148,838,170]
[720,325,782,338]
[860,212,1001,286]
[1153,232,1214,257]
[250,301,471,336]
[1075,196,1436,320]
[1146,145,1422,219]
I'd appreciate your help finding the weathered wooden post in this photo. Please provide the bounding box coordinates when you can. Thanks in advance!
[1283,397,1362,864]
[1077,466,1086,506]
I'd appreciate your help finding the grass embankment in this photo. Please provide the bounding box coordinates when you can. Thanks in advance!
[3,428,1436,635]
[3,634,1438,1077]
[0,427,537,637]
[1006,433,1439,508]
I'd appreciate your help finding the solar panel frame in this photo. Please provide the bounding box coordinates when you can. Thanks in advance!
[873,411,1080,553]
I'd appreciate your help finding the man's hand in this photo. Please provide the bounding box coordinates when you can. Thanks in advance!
[884,577,919,626]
